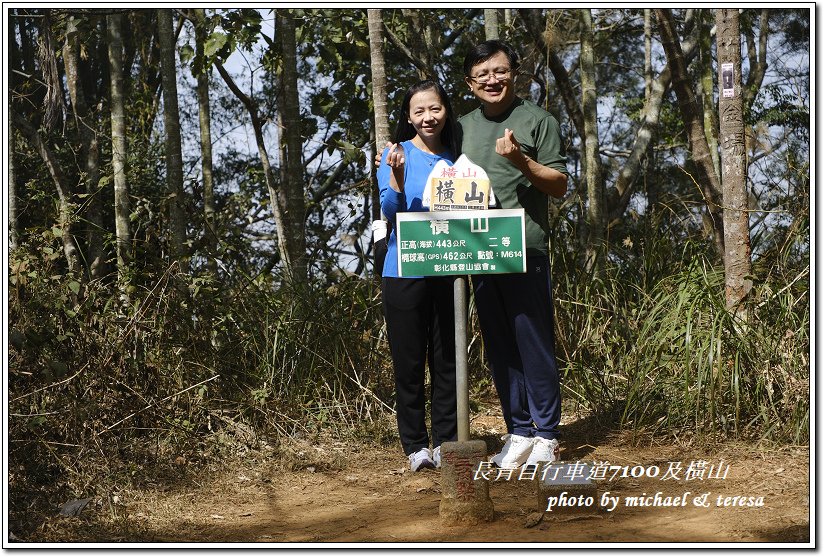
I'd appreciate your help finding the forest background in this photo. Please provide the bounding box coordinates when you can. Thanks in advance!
[4,7,811,539]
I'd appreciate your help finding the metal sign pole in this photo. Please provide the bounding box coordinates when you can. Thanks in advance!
[439,271,493,524]
[396,151,516,523]
[454,274,469,442]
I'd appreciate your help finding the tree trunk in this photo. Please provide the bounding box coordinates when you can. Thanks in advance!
[484,8,500,40]
[518,9,586,256]
[37,10,65,134]
[520,8,699,235]
[157,8,187,261]
[644,9,652,101]
[193,8,217,275]
[368,130,381,223]
[610,63,671,222]
[9,118,19,252]
[580,9,606,275]
[12,114,80,274]
[610,12,700,221]
[641,8,659,219]
[699,9,721,178]
[716,8,753,313]
[214,62,291,277]
[656,8,725,257]
[10,10,22,252]
[277,9,308,282]
[108,13,132,283]
[518,10,585,141]
[743,9,769,111]
[367,9,389,222]
[398,9,437,79]
[64,15,106,279]
[368,10,391,150]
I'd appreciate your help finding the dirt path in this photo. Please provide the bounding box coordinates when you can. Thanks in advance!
[33,410,810,545]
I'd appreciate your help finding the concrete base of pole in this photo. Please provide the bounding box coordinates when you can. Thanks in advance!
[534,461,599,515]
[439,440,494,523]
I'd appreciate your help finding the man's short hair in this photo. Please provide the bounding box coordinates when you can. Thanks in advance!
[463,40,520,77]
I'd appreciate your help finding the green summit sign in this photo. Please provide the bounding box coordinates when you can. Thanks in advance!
[396,209,526,277]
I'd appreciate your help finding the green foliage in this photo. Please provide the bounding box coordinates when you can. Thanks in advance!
[618,260,808,442]
[749,83,810,138]
[552,218,809,443]
[8,247,394,532]
[200,8,263,64]
[213,272,394,434]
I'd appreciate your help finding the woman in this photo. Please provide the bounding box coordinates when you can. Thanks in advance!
[377,80,460,472]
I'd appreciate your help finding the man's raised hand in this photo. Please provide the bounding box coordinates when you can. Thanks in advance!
[495,128,524,161]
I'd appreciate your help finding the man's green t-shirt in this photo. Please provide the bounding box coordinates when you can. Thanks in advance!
[458,97,568,255]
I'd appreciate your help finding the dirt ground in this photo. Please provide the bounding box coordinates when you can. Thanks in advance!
[23,406,811,546]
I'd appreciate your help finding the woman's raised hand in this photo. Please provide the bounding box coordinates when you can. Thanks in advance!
[386,142,406,168]
[387,143,406,192]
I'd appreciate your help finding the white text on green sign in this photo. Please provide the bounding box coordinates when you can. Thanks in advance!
[396,209,526,277]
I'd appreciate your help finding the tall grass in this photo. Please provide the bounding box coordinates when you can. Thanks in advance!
[9,226,809,456]
[551,225,809,444]
[8,247,395,532]
[225,273,394,435]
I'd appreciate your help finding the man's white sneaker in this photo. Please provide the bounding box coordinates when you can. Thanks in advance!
[408,448,435,472]
[432,446,442,468]
[525,437,560,467]
[490,434,534,469]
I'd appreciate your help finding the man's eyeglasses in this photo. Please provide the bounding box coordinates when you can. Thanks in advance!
[468,69,512,84]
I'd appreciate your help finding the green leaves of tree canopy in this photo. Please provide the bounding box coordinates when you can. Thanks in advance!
[750,83,810,136]
[186,8,264,72]
[203,31,228,59]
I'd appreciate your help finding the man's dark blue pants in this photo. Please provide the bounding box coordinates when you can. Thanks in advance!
[472,254,561,440]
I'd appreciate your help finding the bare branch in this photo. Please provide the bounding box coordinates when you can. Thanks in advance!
[382,20,430,76]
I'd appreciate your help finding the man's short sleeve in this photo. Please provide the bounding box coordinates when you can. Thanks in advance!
[533,114,568,176]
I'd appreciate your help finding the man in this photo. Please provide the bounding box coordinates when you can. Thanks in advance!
[458,40,568,469]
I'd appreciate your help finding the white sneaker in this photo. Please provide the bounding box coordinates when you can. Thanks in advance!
[408,448,435,472]
[490,434,535,469]
[432,446,442,468]
[525,437,560,467]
